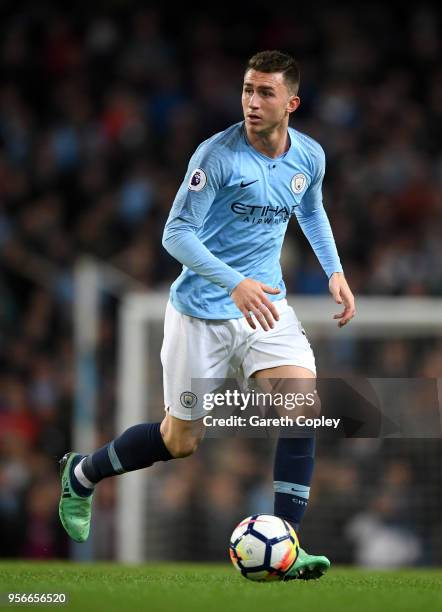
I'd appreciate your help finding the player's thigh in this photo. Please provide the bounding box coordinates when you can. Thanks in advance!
[161,300,231,421]
[243,302,319,416]
[243,301,316,381]
[252,364,316,396]
[253,364,315,380]
[252,364,320,418]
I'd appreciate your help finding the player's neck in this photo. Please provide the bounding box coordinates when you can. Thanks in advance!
[246,124,290,159]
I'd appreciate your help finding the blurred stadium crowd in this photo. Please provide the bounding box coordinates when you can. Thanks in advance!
[1,3,441,563]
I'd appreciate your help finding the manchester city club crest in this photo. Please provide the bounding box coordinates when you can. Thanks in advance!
[291,172,307,194]
[188,168,207,191]
[180,391,198,409]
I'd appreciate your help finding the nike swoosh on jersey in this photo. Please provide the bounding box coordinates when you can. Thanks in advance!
[240,179,259,188]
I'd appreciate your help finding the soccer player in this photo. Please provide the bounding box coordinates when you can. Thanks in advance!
[59,50,355,580]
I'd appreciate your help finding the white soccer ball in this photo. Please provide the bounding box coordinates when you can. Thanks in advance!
[229,514,299,581]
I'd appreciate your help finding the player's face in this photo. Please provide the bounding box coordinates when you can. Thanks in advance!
[242,70,300,134]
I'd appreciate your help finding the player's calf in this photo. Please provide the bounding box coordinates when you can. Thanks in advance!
[59,421,180,543]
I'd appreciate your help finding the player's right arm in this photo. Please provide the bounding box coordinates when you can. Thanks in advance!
[163,145,245,294]
[162,144,279,330]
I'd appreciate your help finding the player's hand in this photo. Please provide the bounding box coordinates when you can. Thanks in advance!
[329,272,356,328]
[231,278,280,331]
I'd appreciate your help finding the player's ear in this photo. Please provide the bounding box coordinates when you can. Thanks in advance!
[287,96,300,114]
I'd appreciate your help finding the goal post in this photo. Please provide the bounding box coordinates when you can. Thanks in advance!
[115,292,442,563]
[73,257,145,561]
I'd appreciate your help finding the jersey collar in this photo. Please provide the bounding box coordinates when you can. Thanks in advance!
[242,122,291,162]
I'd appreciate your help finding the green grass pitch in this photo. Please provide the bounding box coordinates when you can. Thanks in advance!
[1,562,441,612]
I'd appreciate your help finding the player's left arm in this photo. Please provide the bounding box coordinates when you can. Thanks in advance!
[294,144,356,328]
[328,271,356,328]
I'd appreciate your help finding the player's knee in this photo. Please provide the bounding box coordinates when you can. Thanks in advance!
[161,414,205,458]
[166,434,202,458]
[161,425,203,458]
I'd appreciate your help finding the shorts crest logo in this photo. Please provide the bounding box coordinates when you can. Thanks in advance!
[188,168,207,191]
[291,173,307,194]
[180,391,198,409]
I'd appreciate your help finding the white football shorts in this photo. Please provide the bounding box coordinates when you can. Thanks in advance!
[160,298,316,421]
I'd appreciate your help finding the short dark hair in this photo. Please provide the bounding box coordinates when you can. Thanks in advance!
[245,50,300,94]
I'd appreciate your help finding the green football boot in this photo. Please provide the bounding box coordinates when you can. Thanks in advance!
[58,452,94,543]
[284,547,331,580]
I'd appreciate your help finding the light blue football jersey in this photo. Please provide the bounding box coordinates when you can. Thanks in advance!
[162,121,342,319]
